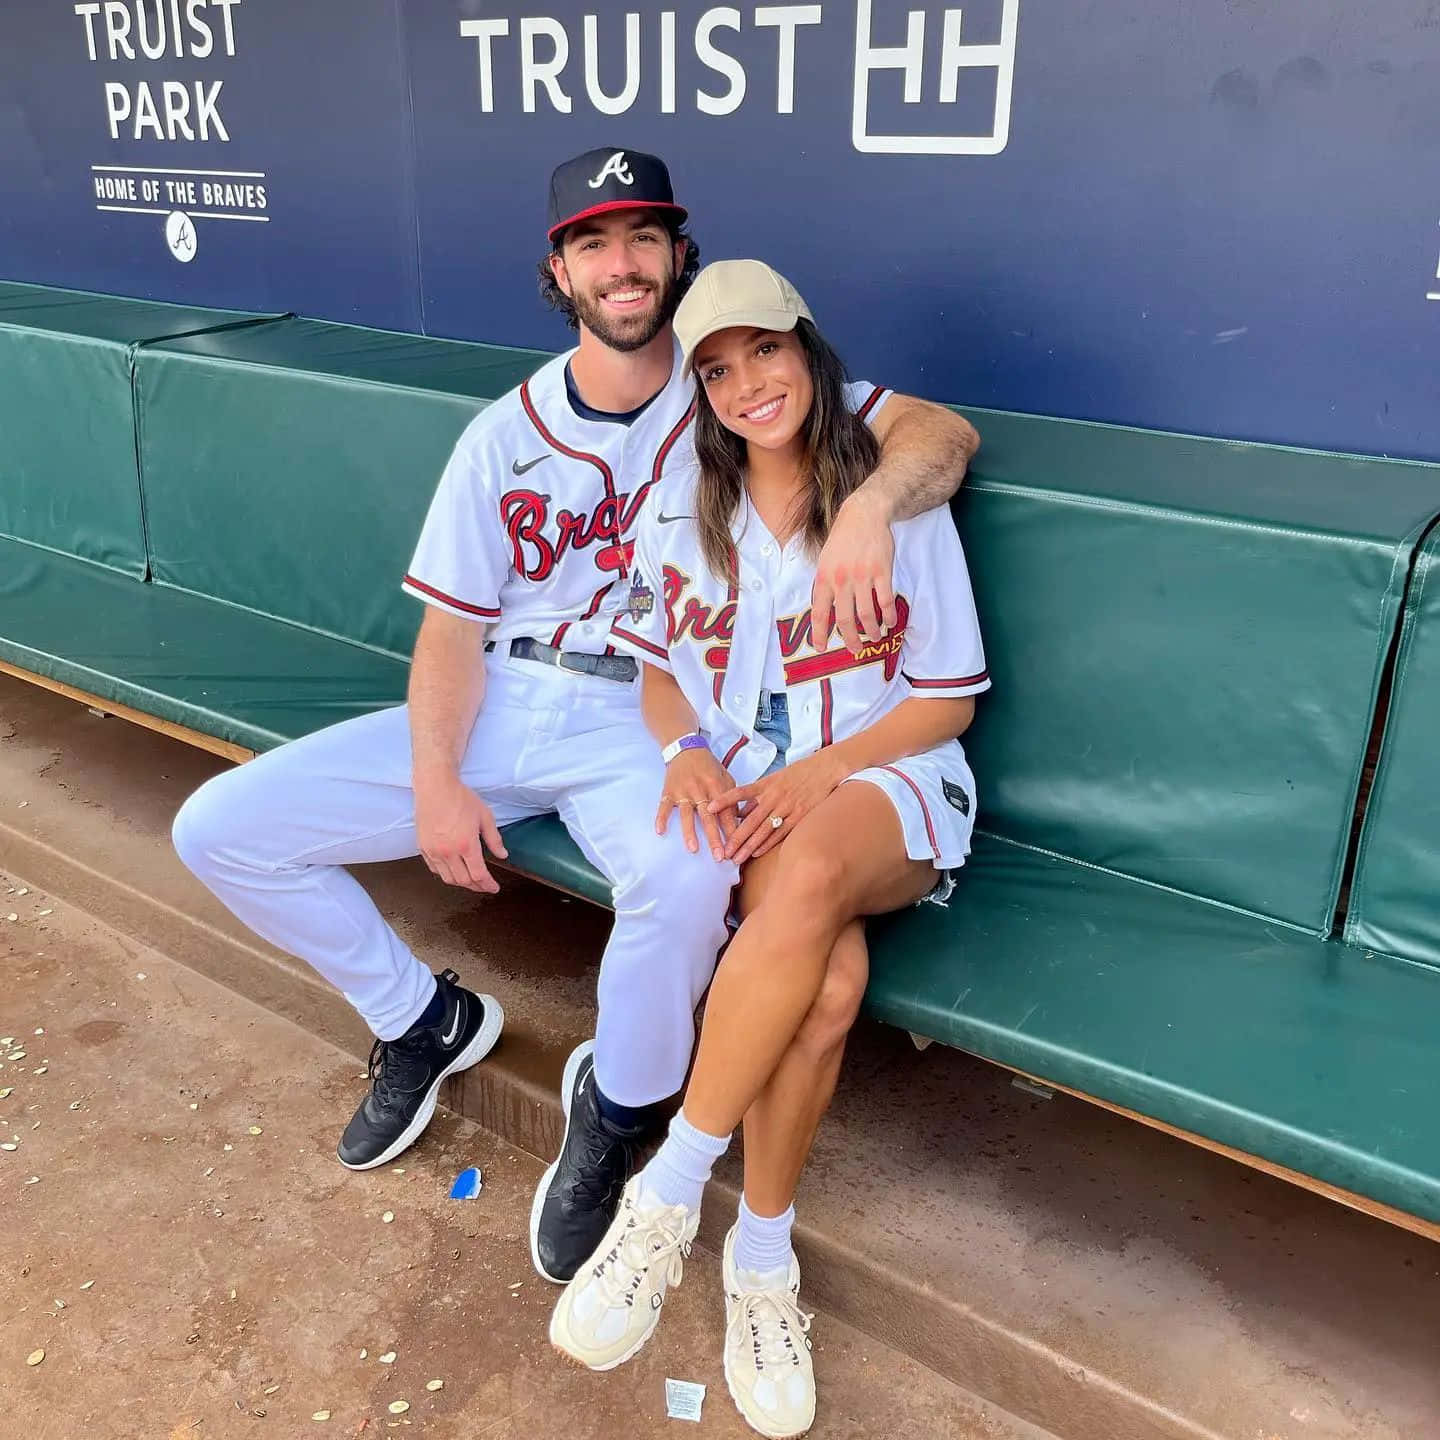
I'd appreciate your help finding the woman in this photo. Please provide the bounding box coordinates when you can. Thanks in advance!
[549,260,989,1437]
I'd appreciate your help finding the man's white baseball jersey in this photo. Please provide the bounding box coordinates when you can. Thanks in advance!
[403,342,697,654]
[609,432,991,869]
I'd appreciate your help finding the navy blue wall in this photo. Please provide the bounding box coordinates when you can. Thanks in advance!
[3,2,1437,460]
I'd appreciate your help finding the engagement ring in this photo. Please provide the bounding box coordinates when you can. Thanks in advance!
[769,815,784,830]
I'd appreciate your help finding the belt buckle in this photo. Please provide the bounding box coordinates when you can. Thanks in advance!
[555,650,589,677]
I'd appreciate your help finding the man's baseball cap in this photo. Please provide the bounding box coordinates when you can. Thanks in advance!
[674,259,815,376]
[547,147,687,244]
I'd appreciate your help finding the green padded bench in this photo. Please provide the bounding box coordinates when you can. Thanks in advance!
[4,288,1440,1235]
[0,281,277,579]
[1346,525,1440,967]
[5,310,550,755]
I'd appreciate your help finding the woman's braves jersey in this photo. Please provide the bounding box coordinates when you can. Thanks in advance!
[609,438,991,868]
[402,342,889,658]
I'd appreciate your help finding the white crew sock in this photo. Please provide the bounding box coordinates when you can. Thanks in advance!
[637,1108,730,1213]
[733,1195,796,1280]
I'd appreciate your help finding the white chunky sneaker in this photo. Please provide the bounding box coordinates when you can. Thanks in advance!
[548,1177,699,1371]
[722,1224,816,1438]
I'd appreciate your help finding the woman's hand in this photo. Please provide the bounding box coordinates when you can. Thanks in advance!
[708,749,851,863]
[658,749,741,860]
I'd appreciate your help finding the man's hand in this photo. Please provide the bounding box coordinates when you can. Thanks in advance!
[812,489,896,654]
[658,749,740,860]
[415,774,509,894]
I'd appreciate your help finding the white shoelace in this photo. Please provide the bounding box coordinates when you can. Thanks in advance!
[591,1202,692,1311]
[727,1283,814,1372]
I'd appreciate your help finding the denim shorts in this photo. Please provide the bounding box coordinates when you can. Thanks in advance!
[754,690,791,776]
[748,689,953,906]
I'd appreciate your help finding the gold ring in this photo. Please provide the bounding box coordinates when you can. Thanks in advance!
[769,815,785,830]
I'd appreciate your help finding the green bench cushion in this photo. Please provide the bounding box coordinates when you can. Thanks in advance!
[1345,526,1440,967]
[0,536,407,753]
[135,319,551,658]
[0,282,271,578]
[953,410,1440,933]
[864,833,1440,1224]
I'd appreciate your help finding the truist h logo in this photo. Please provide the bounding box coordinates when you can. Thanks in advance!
[588,151,634,187]
[853,1,1021,155]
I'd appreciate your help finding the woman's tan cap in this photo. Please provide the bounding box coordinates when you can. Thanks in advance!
[675,259,814,375]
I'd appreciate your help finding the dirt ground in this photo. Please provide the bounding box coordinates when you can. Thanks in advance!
[0,870,1032,1440]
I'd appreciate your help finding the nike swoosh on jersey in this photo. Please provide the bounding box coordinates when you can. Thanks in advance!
[656,511,694,524]
[512,454,550,475]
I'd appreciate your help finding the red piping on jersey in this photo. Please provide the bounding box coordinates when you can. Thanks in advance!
[652,399,696,481]
[904,670,989,690]
[611,624,668,661]
[521,379,627,578]
[856,386,886,422]
[819,679,834,746]
[722,735,749,768]
[880,764,939,858]
[402,574,501,619]
[521,379,617,494]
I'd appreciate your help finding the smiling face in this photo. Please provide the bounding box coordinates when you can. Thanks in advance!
[693,326,814,457]
[549,210,688,353]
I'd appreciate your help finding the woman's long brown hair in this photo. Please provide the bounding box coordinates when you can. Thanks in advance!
[691,319,880,585]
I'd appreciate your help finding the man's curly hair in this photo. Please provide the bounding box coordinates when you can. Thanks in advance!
[538,213,701,330]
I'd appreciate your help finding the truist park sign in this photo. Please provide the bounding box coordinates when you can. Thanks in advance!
[71,0,267,261]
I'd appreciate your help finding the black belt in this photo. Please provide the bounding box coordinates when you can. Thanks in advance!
[487,636,637,683]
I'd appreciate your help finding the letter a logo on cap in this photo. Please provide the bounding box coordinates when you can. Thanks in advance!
[588,151,634,189]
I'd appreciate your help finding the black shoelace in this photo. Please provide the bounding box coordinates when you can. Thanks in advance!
[366,1032,432,1113]
[565,1118,639,1209]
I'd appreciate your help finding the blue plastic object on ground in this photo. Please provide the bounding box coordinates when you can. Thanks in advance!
[449,1166,483,1199]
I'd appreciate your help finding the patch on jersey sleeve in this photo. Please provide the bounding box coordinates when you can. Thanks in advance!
[627,570,655,622]
[942,779,971,817]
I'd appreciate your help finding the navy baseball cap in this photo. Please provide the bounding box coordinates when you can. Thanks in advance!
[547,147,687,244]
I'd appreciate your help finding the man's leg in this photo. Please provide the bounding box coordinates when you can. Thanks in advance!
[171,698,534,1166]
[528,694,739,1281]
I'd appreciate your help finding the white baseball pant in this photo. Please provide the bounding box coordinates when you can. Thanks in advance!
[171,646,739,1107]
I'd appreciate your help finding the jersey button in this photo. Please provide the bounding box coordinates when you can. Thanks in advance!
[750,579,762,591]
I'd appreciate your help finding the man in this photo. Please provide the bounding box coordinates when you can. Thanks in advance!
[171,146,979,1287]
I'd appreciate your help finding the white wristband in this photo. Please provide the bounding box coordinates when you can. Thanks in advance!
[661,732,708,765]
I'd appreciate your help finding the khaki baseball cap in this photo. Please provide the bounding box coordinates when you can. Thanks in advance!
[675,259,814,376]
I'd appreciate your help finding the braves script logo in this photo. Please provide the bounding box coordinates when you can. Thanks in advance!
[501,481,653,581]
[663,568,911,684]
[588,150,634,187]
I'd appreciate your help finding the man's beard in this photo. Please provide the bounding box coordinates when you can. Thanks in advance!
[571,269,679,353]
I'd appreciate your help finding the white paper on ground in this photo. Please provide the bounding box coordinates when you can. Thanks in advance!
[664,1378,706,1422]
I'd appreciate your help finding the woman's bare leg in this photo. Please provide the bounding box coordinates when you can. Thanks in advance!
[681,781,932,1140]
[740,920,867,1216]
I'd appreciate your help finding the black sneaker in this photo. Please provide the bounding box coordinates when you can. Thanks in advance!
[529,1040,654,1283]
[337,970,504,1171]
